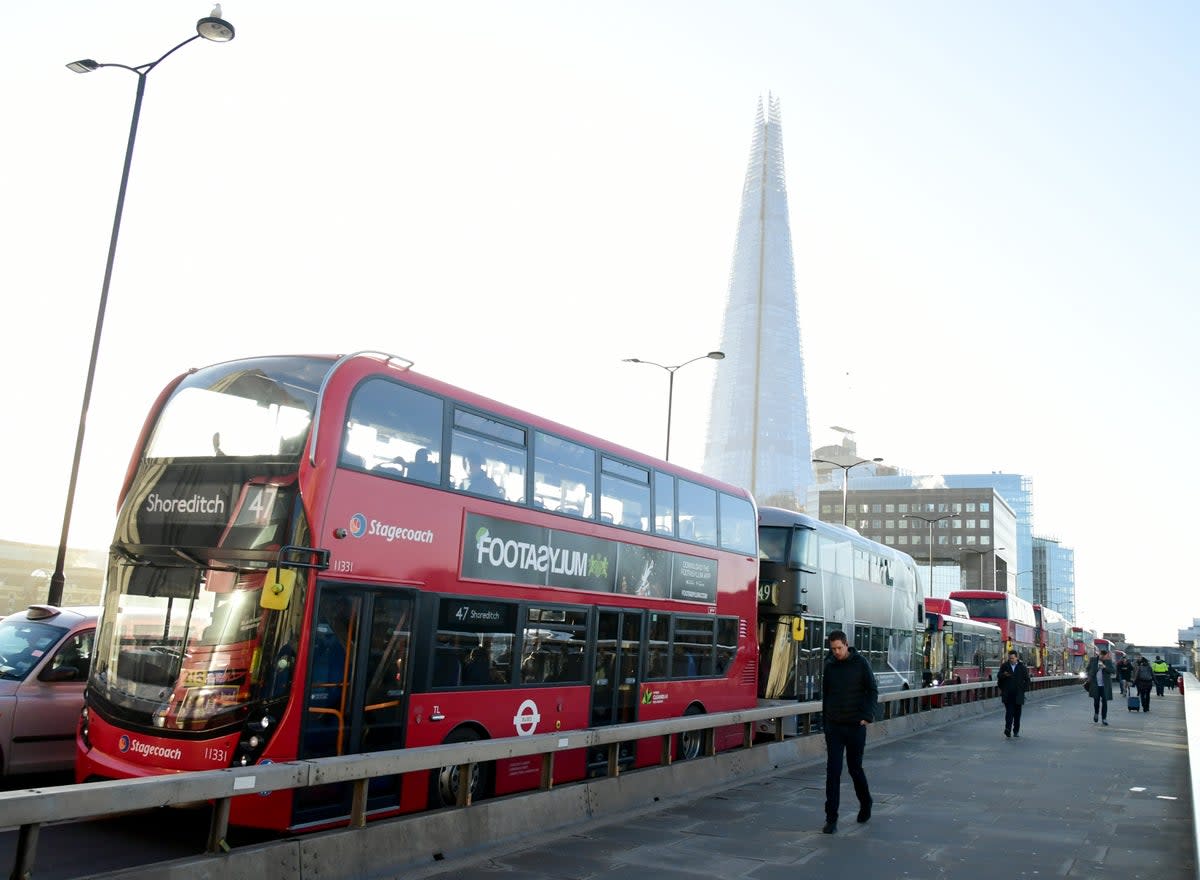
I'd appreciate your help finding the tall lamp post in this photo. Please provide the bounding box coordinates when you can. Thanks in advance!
[908,511,957,597]
[960,546,1005,590]
[47,8,236,607]
[622,351,724,460]
[812,456,883,526]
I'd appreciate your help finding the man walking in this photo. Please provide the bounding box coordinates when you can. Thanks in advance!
[1086,648,1117,725]
[821,630,877,834]
[997,650,1031,738]
[1152,656,1170,697]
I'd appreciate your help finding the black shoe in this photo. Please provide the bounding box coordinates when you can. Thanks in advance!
[1004,729,1011,737]
[1102,720,1109,726]
[1093,714,1098,723]
[1013,732,1020,738]
[822,820,837,834]
[857,804,872,824]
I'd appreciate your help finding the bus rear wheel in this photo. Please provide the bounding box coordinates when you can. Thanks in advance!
[677,705,705,761]
[431,727,492,808]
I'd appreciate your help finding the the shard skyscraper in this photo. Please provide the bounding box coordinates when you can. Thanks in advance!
[702,95,813,509]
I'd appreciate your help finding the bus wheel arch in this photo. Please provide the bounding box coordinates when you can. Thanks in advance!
[677,703,706,762]
[430,723,493,808]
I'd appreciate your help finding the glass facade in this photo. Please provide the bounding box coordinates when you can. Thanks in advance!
[1033,536,1076,621]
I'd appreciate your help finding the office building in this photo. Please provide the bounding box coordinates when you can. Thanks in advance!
[822,486,1017,598]
[1032,536,1076,621]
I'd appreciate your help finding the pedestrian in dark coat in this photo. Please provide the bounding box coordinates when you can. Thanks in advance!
[1085,649,1116,725]
[1116,656,1133,696]
[820,630,877,834]
[1133,657,1155,711]
[997,650,1031,738]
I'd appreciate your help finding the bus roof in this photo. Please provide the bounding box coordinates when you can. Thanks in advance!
[925,597,970,619]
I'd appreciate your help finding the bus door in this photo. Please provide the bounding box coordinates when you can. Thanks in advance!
[800,617,824,702]
[588,609,643,774]
[293,584,415,825]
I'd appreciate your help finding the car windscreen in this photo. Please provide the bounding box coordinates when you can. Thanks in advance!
[0,620,68,681]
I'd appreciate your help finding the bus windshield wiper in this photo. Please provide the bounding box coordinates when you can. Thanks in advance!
[114,545,151,566]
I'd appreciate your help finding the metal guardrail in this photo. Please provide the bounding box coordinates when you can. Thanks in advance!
[0,675,1076,879]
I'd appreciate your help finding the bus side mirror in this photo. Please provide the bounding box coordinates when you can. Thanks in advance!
[791,617,806,642]
[261,567,297,611]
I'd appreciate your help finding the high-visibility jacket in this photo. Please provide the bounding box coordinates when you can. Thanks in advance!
[1152,660,1169,675]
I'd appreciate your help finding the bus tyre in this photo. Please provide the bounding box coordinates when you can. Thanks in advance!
[677,705,704,762]
[431,727,492,808]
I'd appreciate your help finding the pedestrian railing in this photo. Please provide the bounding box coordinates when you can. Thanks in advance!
[0,675,1080,880]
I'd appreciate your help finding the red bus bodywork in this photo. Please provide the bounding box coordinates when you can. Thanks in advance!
[77,353,760,832]
[1033,604,1071,677]
[922,598,1003,685]
[948,590,1038,671]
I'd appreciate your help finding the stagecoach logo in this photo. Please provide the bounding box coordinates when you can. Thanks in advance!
[118,734,183,762]
[347,512,435,544]
[512,699,541,736]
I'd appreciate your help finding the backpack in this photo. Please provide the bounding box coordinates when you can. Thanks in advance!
[1136,665,1153,683]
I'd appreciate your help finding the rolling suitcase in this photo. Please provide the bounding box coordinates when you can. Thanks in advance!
[1128,691,1141,712]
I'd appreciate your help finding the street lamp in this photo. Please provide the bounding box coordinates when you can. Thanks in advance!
[908,511,957,597]
[960,546,1004,590]
[47,8,236,607]
[812,456,883,526]
[622,351,724,460]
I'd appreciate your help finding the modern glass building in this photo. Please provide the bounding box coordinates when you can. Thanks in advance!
[702,95,813,508]
[1032,536,1075,621]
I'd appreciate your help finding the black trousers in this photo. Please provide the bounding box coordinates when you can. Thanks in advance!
[1003,698,1023,734]
[1138,685,1152,711]
[824,721,871,821]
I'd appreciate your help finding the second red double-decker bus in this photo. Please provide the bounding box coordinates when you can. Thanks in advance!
[1033,604,1071,676]
[76,352,760,832]
[948,590,1038,670]
[1069,626,1096,673]
[922,597,1003,685]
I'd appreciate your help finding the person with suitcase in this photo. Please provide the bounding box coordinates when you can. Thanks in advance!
[1133,656,1155,712]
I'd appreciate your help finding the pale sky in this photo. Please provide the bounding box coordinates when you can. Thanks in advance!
[2,2,1196,645]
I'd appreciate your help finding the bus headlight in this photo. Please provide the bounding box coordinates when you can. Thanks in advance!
[232,713,276,766]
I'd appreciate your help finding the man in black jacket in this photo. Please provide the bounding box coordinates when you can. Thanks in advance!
[820,630,877,834]
[997,650,1031,737]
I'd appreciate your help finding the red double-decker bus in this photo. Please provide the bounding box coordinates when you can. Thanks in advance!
[1033,604,1071,676]
[1069,626,1096,673]
[922,597,1003,685]
[76,353,760,831]
[947,590,1038,670]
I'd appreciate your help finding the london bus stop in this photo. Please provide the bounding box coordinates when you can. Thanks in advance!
[404,683,1195,880]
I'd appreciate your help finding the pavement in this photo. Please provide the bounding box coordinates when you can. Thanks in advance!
[403,683,1194,880]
